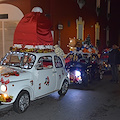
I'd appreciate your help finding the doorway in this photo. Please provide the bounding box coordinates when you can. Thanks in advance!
[0,4,23,58]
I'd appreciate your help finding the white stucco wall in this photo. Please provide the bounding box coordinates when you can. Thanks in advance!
[0,3,24,20]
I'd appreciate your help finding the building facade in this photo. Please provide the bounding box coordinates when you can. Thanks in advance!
[0,0,119,58]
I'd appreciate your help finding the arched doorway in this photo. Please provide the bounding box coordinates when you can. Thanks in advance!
[0,4,24,58]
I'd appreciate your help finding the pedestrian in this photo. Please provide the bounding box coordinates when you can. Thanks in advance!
[108,44,120,83]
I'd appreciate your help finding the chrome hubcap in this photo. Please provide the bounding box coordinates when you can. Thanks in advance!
[19,93,29,112]
[62,82,68,93]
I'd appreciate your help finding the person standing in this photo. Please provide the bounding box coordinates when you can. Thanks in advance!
[108,44,120,83]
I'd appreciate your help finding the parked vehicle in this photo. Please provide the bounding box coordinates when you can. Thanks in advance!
[0,51,70,113]
[65,53,102,86]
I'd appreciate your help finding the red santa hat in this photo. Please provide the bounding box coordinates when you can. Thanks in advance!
[13,7,53,49]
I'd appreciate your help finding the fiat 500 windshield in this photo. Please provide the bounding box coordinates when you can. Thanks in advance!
[1,52,36,69]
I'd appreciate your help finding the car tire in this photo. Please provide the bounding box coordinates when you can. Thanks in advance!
[13,91,30,113]
[58,80,69,96]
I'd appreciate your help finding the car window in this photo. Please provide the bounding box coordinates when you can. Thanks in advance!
[2,53,22,66]
[23,53,36,69]
[1,52,36,69]
[36,56,53,70]
[54,56,63,68]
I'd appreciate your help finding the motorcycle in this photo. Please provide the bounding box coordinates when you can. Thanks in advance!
[65,53,102,86]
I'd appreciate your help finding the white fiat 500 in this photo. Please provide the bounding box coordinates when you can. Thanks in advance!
[0,51,70,113]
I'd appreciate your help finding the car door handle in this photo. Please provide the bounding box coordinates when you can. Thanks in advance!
[53,71,57,73]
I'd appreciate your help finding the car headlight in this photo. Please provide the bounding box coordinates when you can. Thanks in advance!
[75,70,82,81]
[1,84,7,92]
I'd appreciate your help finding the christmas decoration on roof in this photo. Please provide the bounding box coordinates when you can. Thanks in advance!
[67,34,98,55]
[13,7,53,51]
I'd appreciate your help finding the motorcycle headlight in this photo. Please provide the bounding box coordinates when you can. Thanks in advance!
[75,70,81,77]
[1,84,7,92]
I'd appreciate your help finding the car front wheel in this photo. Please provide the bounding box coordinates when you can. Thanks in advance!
[58,80,69,96]
[13,91,30,113]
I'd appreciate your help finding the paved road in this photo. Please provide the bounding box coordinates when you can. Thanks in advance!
[0,73,120,120]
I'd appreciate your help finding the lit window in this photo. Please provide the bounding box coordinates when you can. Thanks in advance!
[76,17,84,40]
[95,22,100,47]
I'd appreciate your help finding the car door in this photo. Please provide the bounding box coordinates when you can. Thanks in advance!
[34,55,57,98]
[54,56,65,89]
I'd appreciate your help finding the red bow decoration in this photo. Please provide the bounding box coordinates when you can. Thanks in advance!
[22,44,26,49]
[1,71,19,77]
[1,77,10,85]
[13,71,19,76]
